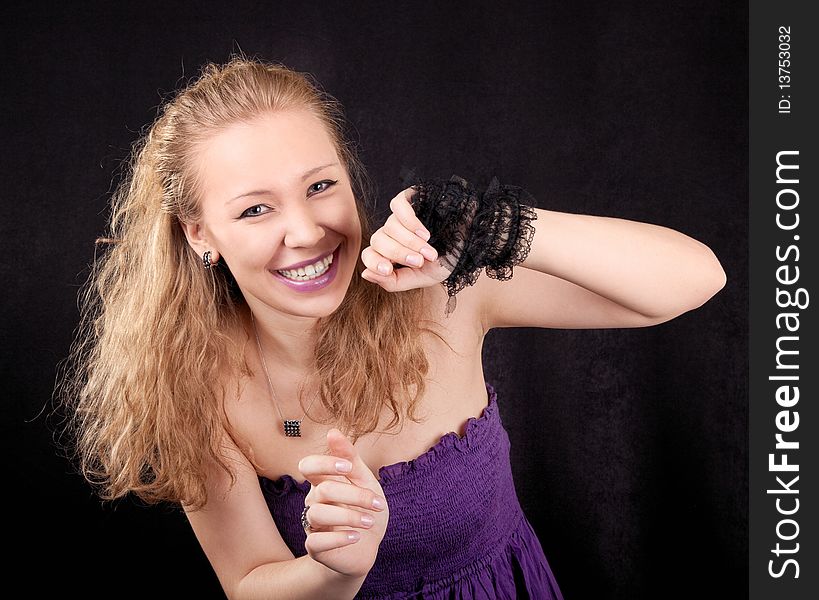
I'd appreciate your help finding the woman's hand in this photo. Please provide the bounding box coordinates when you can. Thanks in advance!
[360,187,452,292]
[298,428,390,580]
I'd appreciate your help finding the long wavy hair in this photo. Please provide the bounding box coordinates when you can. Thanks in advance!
[53,55,452,511]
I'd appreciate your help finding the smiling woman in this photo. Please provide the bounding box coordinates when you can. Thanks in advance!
[178,109,363,316]
[53,54,566,599]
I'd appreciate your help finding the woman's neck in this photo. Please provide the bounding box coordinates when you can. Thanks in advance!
[238,301,318,374]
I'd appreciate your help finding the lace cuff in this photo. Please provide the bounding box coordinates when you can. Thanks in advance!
[399,168,538,317]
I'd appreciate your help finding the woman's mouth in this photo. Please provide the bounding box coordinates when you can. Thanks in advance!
[270,245,341,292]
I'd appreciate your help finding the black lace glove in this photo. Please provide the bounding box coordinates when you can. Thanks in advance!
[398,167,538,317]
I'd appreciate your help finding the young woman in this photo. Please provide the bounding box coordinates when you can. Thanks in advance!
[57,56,726,599]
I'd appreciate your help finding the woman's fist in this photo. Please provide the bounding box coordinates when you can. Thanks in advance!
[359,187,452,292]
[298,428,390,579]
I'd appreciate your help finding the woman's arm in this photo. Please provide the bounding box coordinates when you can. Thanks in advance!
[236,557,367,600]
[359,189,726,331]
[183,429,369,600]
[474,208,727,330]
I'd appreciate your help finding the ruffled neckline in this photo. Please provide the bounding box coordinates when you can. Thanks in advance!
[259,382,498,496]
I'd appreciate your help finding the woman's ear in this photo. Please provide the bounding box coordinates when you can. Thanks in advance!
[179,219,220,264]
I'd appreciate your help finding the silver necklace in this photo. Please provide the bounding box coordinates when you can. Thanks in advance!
[251,311,319,437]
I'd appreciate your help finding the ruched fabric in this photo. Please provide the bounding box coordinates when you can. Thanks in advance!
[258,382,564,599]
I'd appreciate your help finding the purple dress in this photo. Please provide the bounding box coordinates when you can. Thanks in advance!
[258,382,564,599]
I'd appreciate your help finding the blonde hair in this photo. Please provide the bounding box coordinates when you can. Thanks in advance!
[53,54,451,511]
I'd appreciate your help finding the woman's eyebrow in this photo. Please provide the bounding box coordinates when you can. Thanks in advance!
[226,162,339,205]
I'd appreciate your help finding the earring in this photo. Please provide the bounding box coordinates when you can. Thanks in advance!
[202,250,217,269]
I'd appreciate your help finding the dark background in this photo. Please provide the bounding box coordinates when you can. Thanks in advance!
[2,1,747,598]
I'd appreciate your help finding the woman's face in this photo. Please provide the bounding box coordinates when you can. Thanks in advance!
[186,109,362,318]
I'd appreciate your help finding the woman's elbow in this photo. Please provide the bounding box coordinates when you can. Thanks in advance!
[692,248,727,309]
[706,248,728,295]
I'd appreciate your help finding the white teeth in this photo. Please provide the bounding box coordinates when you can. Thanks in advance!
[277,251,334,281]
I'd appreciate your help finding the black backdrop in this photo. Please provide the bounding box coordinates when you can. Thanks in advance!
[2,1,747,598]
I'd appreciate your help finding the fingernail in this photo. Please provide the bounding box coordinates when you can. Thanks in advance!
[361,514,374,527]
[420,246,437,261]
[416,228,431,241]
[407,254,423,267]
[372,497,384,510]
[336,460,352,473]
[378,262,390,274]
[347,531,360,542]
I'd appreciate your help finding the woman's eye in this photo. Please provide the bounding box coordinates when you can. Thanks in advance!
[240,205,270,219]
[310,179,338,194]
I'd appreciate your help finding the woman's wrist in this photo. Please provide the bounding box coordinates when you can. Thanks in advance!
[402,170,538,315]
[308,555,369,599]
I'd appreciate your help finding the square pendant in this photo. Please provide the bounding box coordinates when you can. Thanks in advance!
[284,420,302,437]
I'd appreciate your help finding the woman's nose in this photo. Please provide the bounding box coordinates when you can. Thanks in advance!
[280,203,325,248]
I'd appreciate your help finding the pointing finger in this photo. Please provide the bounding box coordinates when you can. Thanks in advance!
[326,428,379,486]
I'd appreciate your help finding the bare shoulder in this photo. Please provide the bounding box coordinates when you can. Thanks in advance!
[182,424,295,598]
[184,344,300,594]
